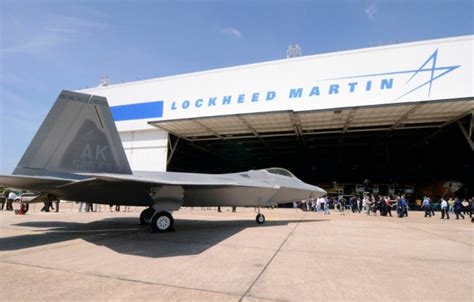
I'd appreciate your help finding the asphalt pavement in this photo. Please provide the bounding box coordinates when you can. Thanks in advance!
[0,204,472,301]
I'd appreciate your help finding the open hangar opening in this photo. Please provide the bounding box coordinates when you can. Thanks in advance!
[154,99,473,197]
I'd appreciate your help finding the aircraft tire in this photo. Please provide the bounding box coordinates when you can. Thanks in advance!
[256,214,265,224]
[139,207,155,225]
[151,211,174,232]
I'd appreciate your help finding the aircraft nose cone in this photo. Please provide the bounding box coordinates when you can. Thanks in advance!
[313,185,326,196]
[302,183,326,196]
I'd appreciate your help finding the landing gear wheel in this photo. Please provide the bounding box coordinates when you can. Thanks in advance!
[151,211,174,232]
[256,213,265,224]
[139,207,155,225]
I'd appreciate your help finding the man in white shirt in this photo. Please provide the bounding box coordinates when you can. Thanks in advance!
[440,198,449,220]
[7,191,16,211]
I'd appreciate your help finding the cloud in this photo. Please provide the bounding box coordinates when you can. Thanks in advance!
[1,34,61,54]
[220,27,242,38]
[364,2,377,21]
[1,14,108,55]
[0,87,47,131]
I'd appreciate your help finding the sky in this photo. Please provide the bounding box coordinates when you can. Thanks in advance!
[0,0,473,174]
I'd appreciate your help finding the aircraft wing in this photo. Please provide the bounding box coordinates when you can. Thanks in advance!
[0,173,280,206]
[81,173,279,189]
[0,172,278,191]
[0,174,78,191]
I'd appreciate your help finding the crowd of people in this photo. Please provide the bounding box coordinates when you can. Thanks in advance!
[297,194,473,221]
[421,196,472,220]
[2,189,473,222]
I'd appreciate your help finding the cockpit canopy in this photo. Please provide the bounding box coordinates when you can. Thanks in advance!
[265,168,296,178]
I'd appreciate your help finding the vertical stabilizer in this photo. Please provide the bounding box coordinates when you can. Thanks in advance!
[13,90,132,176]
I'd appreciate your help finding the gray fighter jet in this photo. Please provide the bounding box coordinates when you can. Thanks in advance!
[0,91,326,232]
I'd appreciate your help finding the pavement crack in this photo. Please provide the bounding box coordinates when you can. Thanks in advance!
[238,213,306,302]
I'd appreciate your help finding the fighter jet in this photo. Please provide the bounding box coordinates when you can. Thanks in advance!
[0,91,326,232]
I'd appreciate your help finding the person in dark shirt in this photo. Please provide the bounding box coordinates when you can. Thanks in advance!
[385,196,393,217]
[454,197,465,220]
[0,190,7,210]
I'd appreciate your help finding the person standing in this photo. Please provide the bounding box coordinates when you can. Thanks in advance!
[454,197,465,220]
[396,195,407,218]
[54,199,60,212]
[316,197,322,213]
[429,197,435,217]
[470,198,473,219]
[440,198,449,220]
[401,195,409,217]
[385,196,392,217]
[378,196,386,216]
[7,191,16,211]
[470,198,474,222]
[461,199,469,216]
[362,196,368,215]
[372,195,378,216]
[422,196,431,218]
[350,195,357,213]
[448,197,455,215]
[365,196,372,216]
[339,196,346,215]
[0,190,7,210]
[41,201,50,212]
[323,197,330,215]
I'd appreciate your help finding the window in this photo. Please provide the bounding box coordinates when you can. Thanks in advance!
[265,168,295,178]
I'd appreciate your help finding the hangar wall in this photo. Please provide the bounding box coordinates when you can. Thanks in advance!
[78,35,473,173]
[119,129,168,172]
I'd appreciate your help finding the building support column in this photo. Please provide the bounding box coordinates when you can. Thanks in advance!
[457,112,473,151]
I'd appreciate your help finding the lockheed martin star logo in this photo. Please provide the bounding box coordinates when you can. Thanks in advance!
[397,49,460,100]
[327,49,460,101]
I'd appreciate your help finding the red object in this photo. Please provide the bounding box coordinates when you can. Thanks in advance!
[18,195,24,215]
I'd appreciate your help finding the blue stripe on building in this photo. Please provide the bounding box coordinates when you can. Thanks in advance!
[110,101,164,121]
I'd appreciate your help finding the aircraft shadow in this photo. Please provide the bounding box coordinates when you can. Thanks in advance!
[1,217,328,258]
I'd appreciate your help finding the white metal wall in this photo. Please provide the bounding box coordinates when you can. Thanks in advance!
[119,129,168,172]
[80,35,473,132]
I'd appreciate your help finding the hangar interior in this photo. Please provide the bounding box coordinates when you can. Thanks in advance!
[152,99,473,195]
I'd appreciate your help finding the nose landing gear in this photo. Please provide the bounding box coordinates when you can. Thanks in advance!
[256,208,266,224]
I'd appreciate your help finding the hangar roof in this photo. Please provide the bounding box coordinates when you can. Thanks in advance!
[149,99,473,142]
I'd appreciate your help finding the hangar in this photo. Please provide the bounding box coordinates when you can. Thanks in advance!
[79,35,473,196]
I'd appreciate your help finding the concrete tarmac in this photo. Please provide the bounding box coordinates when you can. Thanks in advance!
[0,204,472,301]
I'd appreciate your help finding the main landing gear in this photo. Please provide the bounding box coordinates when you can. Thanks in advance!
[139,207,175,232]
[139,207,155,225]
[151,211,174,232]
